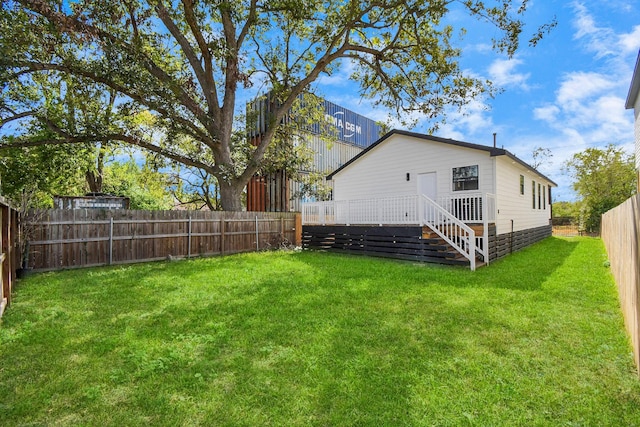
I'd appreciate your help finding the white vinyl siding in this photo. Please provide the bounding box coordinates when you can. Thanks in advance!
[330,133,554,236]
[495,157,553,235]
[332,135,495,202]
[634,95,640,177]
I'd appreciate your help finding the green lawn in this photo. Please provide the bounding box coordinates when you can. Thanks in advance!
[1,237,639,426]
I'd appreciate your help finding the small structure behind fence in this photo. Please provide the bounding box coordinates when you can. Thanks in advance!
[26,209,301,271]
[601,194,640,375]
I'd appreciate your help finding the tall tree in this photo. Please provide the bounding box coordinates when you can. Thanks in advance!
[0,0,555,210]
[563,144,636,232]
[102,159,174,210]
[531,146,552,169]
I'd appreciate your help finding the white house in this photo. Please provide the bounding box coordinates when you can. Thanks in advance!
[302,130,556,270]
[625,50,640,192]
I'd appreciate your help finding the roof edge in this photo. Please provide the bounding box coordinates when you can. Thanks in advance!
[626,50,640,110]
[327,129,506,180]
[327,129,557,187]
[500,151,558,187]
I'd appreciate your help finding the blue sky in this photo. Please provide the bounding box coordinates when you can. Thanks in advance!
[310,0,640,202]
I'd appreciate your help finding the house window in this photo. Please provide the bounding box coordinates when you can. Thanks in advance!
[543,185,546,209]
[538,183,541,209]
[532,181,536,208]
[519,175,525,195]
[452,165,479,191]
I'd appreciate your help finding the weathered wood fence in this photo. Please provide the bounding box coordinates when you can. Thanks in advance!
[26,210,301,271]
[0,198,19,317]
[601,194,640,374]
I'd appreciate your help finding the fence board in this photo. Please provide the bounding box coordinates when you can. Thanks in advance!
[0,199,19,317]
[26,210,299,271]
[601,194,640,375]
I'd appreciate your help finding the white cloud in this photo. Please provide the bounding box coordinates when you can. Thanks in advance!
[487,58,531,90]
[619,25,640,54]
[534,70,632,146]
[572,2,617,58]
[315,60,356,87]
[467,42,494,54]
[434,98,496,143]
[555,72,615,105]
[533,105,560,123]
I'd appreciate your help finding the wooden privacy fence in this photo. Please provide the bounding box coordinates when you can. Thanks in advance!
[0,198,19,317]
[601,194,640,375]
[26,210,301,271]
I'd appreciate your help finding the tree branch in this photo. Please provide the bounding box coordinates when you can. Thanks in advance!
[0,110,38,128]
[237,0,258,48]
[0,134,216,174]
[8,61,216,146]
[155,0,220,115]
[18,0,212,130]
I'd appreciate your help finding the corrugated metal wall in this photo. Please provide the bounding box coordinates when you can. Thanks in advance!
[246,93,383,212]
[313,99,383,147]
[247,93,383,147]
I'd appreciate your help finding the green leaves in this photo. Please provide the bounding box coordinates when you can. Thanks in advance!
[564,145,636,232]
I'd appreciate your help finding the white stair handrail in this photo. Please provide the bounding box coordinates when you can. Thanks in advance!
[419,195,476,271]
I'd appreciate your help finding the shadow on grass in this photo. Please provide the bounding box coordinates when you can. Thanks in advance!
[466,236,581,291]
[291,236,580,292]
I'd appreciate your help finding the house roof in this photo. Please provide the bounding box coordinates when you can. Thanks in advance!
[626,50,640,110]
[327,129,558,186]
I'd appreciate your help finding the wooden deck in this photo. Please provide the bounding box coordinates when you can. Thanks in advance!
[303,225,480,267]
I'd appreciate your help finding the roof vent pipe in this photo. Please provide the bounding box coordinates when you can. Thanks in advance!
[493,132,497,148]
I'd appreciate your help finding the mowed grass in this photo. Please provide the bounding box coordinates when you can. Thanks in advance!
[1,237,640,426]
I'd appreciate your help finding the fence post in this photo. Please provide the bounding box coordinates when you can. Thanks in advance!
[220,218,225,255]
[0,205,6,313]
[108,217,113,265]
[187,215,192,258]
[295,213,302,246]
[255,216,259,251]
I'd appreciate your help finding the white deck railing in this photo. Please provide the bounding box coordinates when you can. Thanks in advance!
[419,195,476,271]
[302,195,420,226]
[301,193,500,271]
[437,192,496,223]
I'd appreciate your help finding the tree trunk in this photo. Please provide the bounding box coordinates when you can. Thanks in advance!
[85,144,105,193]
[218,180,245,211]
[85,170,103,193]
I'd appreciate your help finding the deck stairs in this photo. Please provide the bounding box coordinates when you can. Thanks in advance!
[422,225,486,268]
